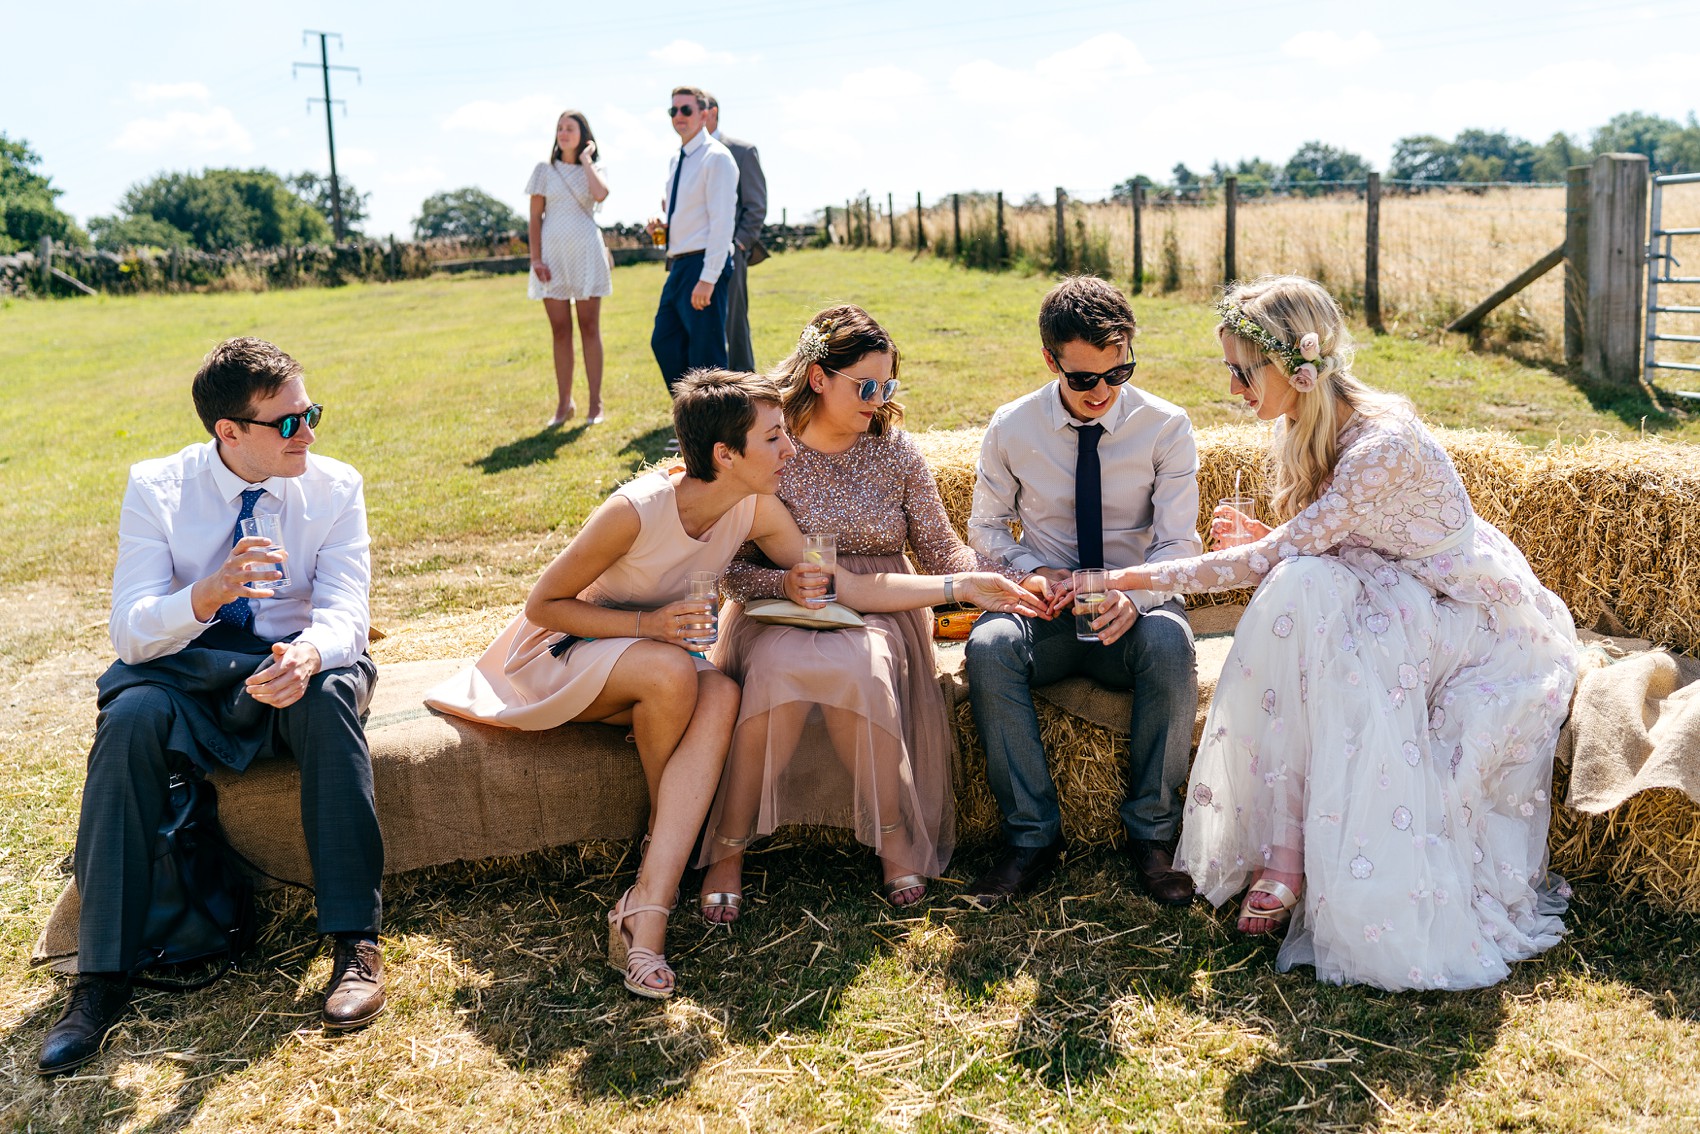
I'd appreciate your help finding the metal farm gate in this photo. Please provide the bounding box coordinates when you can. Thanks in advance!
[1645,171,1700,400]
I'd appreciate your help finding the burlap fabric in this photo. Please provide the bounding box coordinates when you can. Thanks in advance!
[1563,637,1700,814]
[34,658,651,967]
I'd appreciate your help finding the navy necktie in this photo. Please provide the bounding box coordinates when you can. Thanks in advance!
[1074,424,1104,570]
[665,145,686,252]
[214,487,267,630]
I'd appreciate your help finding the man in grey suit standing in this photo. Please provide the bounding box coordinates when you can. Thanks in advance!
[704,92,767,373]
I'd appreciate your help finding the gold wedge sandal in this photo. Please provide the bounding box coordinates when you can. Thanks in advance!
[1237,877,1300,935]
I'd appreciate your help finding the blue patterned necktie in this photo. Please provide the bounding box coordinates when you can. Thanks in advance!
[214,487,268,630]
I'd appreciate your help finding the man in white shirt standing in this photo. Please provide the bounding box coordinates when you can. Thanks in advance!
[647,85,739,396]
[702,91,768,373]
[963,277,1202,909]
[37,338,385,1076]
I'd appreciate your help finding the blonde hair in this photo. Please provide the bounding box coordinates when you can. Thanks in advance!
[1220,275,1408,521]
[773,304,904,436]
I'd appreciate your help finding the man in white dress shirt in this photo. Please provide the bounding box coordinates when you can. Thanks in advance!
[37,338,385,1076]
[647,84,740,395]
[963,277,1202,908]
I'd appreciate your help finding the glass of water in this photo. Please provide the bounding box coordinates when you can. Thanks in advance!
[804,533,837,602]
[683,570,719,648]
[1215,496,1258,550]
[1072,568,1107,642]
[239,514,289,591]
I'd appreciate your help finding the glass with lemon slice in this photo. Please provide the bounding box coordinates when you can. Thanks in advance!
[804,533,837,602]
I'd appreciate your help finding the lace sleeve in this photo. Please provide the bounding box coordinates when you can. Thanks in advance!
[1146,426,1421,595]
[898,435,1020,579]
[720,541,787,603]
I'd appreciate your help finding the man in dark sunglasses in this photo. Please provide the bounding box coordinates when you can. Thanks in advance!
[647,84,740,400]
[963,276,1203,911]
[37,337,386,1076]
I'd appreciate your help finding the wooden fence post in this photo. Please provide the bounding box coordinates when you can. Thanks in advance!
[825,205,834,245]
[38,235,51,293]
[915,190,926,252]
[1364,172,1383,332]
[1132,183,1144,295]
[1584,153,1649,387]
[1223,175,1238,285]
[952,193,961,257]
[169,245,180,289]
[1054,187,1068,272]
[845,199,853,245]
[887,192,896,249]
[996,191,1007,266]
[1564,165,1590,367]
[866,197,874,247]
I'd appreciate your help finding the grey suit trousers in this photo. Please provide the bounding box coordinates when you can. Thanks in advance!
[725,246,754,372]
[74,640,382,972]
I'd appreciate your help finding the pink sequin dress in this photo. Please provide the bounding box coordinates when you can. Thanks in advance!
[425,470,755,729]
[1148,408,1577,990]
[700,429,1015,878]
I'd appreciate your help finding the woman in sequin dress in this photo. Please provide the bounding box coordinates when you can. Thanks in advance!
[526,110,613,428]
[697,306,1045,920]
[1108,276,1578,990]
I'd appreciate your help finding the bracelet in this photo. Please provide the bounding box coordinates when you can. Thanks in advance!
[944,575,955,604]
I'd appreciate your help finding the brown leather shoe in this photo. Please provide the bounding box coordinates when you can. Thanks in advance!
[323,938,386,1031]
[37,974,131,1076]
[1127,839,1195,906]
[960,839,1064,908]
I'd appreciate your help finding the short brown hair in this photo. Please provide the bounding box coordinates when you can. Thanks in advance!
[1038,275,1137,356]
[773,305,903,437]
[670,85,708,110]
[191,337,302,435]
[673,369,782,482]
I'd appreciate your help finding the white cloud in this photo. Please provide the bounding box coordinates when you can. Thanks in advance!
[1281,30,1383,64]
[337,146,377,170]
[441,94,561,137]
[648,38,739,66]
[110,107,252,155]
[131,81,210,104]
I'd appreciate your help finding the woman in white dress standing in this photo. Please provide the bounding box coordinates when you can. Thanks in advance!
[527,110,613,428]
[1107,275,1578,991]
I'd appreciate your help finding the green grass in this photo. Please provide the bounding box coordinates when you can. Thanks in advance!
[2,251,1699,1131]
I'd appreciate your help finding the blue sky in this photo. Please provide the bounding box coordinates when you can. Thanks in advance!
[9,0,1700,239]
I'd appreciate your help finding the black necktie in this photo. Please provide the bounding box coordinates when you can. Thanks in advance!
[1074,424,1104,570]
[665,145,686,252]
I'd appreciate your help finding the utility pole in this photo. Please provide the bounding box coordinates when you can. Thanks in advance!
[294,31,359,242]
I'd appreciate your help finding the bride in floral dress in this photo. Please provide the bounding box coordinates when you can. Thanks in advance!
[1108,275,1578,990]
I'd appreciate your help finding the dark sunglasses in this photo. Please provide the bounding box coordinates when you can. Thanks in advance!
[667,104,696,118]
[825,367,899,403]
[231,403,323,439]
[1224,360,1269,387]
[1050,352,1138,392]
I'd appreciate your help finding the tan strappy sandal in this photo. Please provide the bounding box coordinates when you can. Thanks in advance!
[1237,877,1300,935]
[878,819,928,908]
[608,887,675,999]
[699,832,749,924]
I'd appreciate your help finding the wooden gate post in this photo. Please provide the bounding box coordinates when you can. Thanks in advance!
[1364,172,1383,332]
[952,193,961,258]
[915,190,926,252]
[887,192,896,249]
[1584,153,1649,387]
[825,206,834,245]
[1054,187,1068,272]
[1132,183,1144,295]
[1564,165,1589,366]
[1223,175,1238,285]
[39,235,51,293]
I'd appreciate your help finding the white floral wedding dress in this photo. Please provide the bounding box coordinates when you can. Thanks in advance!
[1149,408,1577,990]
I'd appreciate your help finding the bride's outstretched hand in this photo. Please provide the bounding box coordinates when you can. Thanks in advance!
[961,573,1050,618]
[1107,564,1155,592]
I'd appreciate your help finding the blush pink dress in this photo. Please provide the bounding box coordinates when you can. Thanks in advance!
[425,470,756,729]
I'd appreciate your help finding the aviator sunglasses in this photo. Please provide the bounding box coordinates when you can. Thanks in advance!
[230,403,323,439]
[824,366,900,403]
[667,104,697,118]
[1223,360,1270,387]
[1048,350,1138,392]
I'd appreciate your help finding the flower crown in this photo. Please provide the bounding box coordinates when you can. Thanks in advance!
[797,317,837,365]
[1214,299,1322,392]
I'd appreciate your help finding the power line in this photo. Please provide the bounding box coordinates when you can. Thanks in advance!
[294,30,361,241]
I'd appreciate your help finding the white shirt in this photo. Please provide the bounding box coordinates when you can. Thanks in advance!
[661,127,739,285]
[110,439,371,669]
[969,380,1202,611]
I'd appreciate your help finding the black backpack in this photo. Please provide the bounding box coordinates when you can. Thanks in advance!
[129,774,257,991]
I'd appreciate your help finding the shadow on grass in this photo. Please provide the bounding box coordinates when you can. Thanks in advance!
[470,423,592,475]
[619,427,676,473]
[3,896,350,1131]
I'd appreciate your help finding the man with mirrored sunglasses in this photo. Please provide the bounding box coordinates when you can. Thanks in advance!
[963,276,1202,910]
[647,84,740,397]
[38,337,385,1077]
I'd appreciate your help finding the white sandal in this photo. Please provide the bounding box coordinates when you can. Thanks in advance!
[608,887,675,999]
[1237,877,1300,935]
